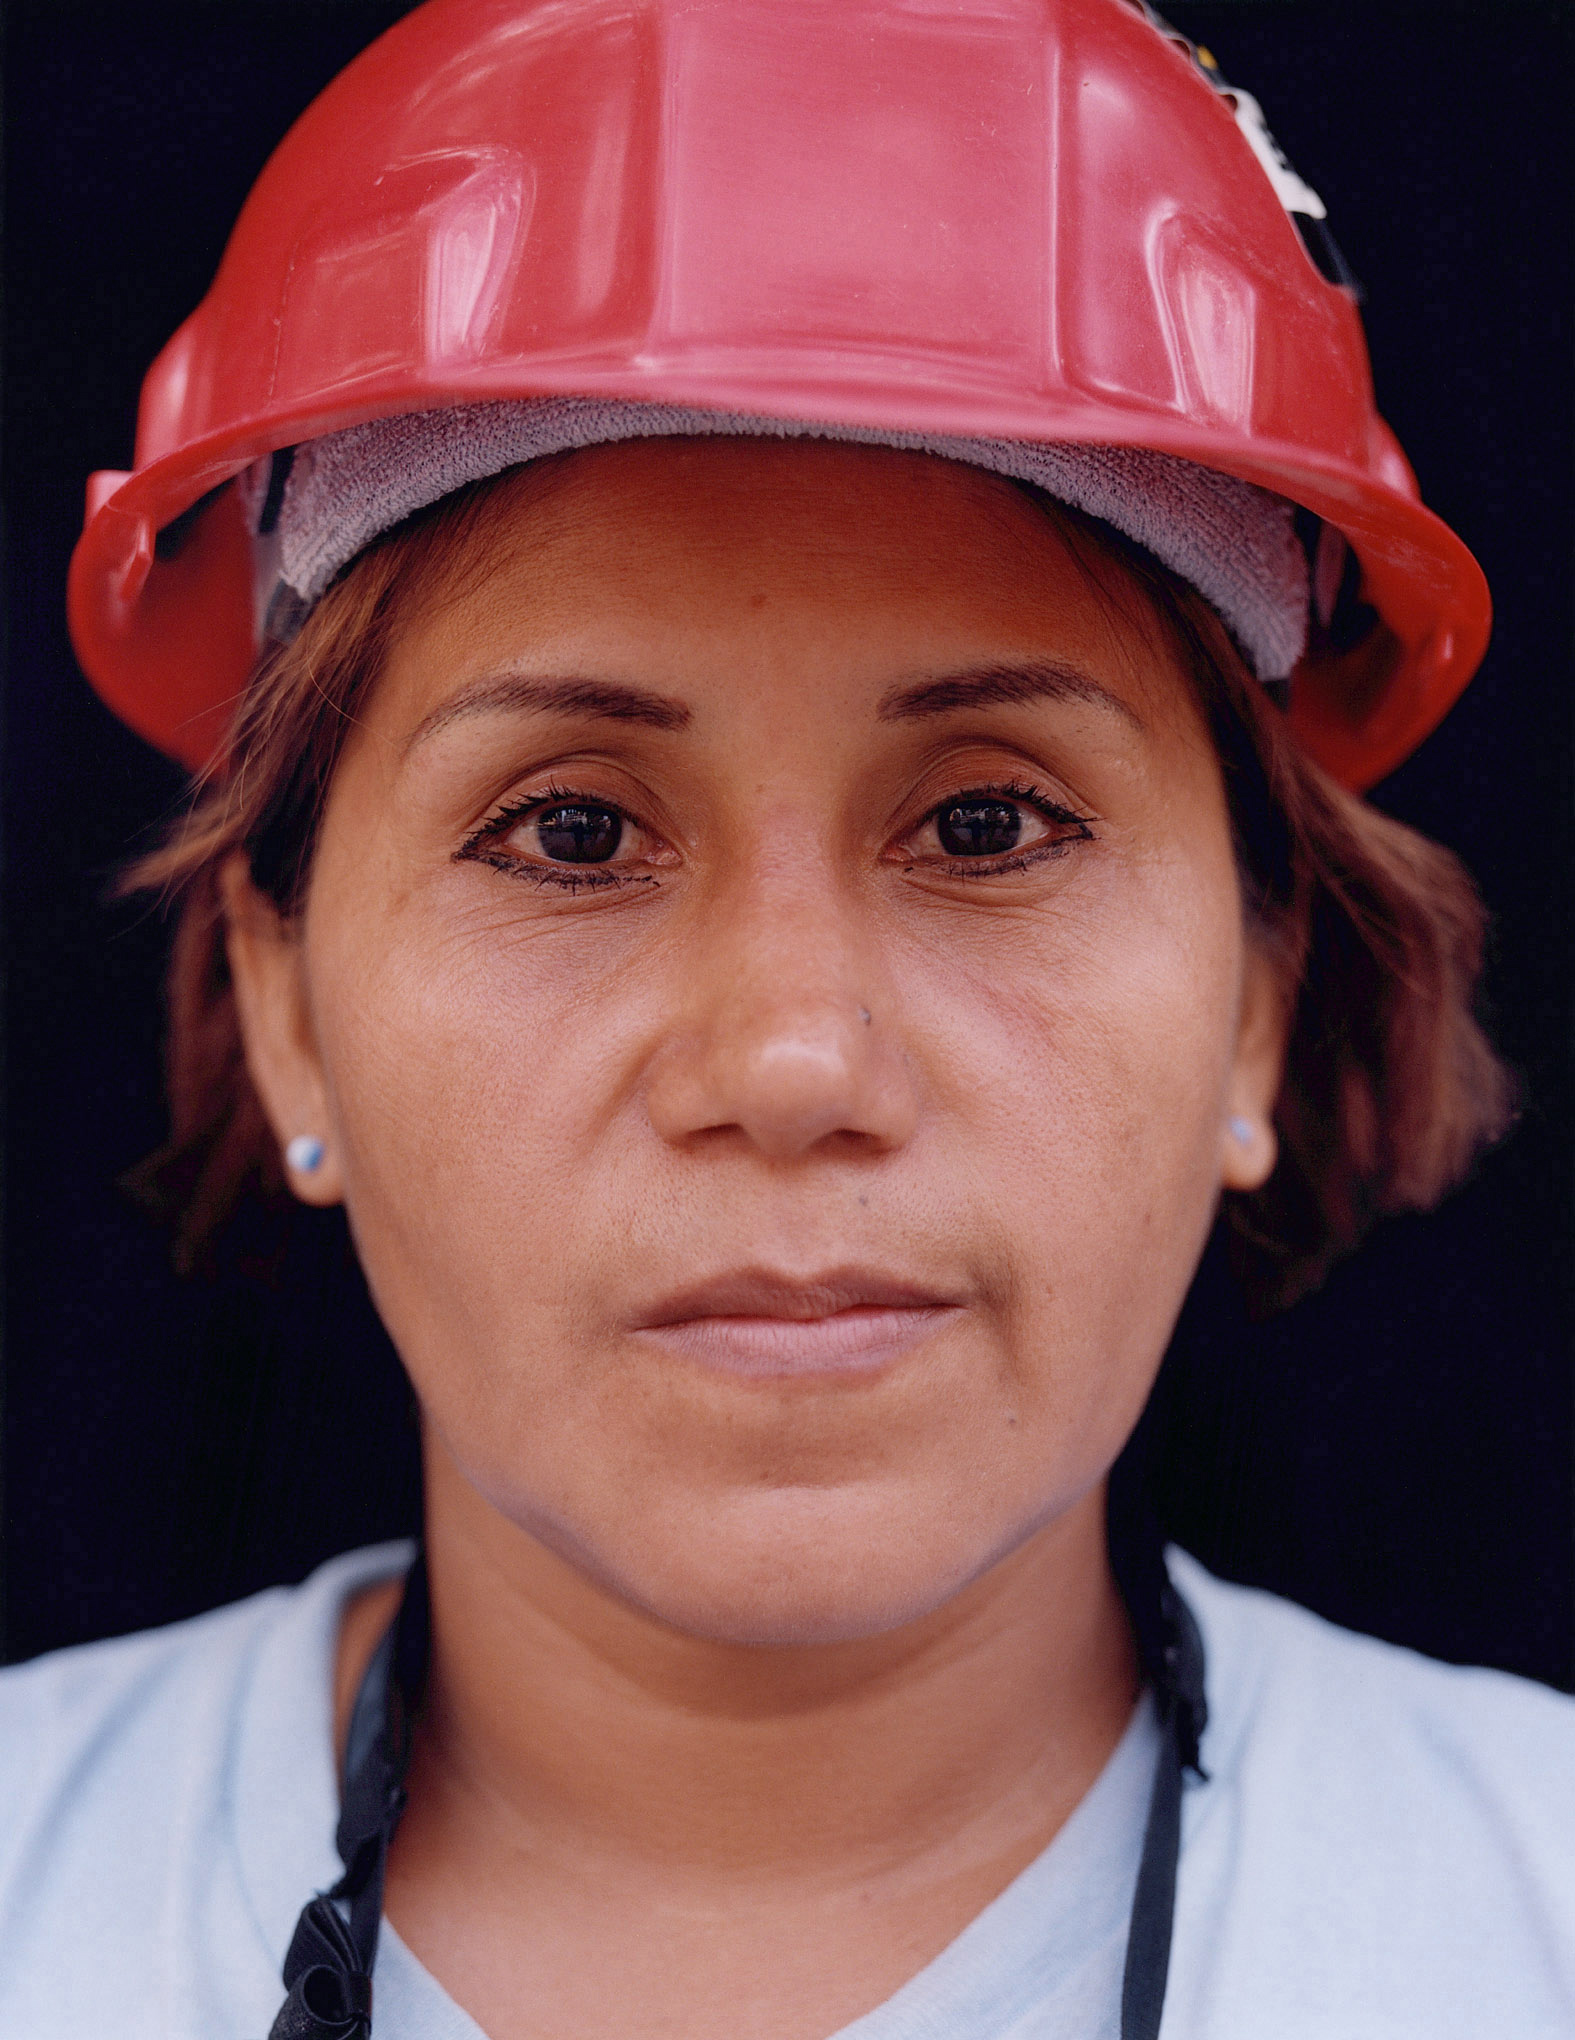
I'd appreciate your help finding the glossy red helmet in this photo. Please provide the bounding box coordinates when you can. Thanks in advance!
[67,0,1490,787]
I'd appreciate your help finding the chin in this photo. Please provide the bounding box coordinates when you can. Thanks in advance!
[566,1481,1036,1647]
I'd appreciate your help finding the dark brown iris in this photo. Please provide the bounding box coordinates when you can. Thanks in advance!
[936,798,1023,858]
[537,804,623,863]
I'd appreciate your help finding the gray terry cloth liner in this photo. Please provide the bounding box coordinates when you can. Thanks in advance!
[239,397,1309,682]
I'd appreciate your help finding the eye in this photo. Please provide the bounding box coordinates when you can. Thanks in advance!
[457,787,669,887]
[900,782,1092,873]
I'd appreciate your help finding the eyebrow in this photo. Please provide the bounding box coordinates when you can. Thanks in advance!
[406,674,692,751]
[406,659,1137,752]
[877,662,1142,731]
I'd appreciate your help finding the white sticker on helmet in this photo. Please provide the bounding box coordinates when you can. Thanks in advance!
[1131,4,1329,223]
[1221,84,1328,222]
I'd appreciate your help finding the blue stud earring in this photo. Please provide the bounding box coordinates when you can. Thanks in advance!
[1229,1116,1254,1146]
[285,1135,326,1174]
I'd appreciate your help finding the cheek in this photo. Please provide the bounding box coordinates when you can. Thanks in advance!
[305,892,652,1344]
[902,850,1242,1361]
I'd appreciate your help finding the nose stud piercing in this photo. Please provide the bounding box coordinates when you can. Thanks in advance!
[1229,1116,1254,1146]
[285,1135,326,1174]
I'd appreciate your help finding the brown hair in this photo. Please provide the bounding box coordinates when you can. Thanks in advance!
[127,472,1514,1309]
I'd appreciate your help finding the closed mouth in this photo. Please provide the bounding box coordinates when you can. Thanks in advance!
[632,1267,964,1380]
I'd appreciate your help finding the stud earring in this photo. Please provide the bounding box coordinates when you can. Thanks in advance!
[285,1135,326,1174]
[1229,1116,1254,1146]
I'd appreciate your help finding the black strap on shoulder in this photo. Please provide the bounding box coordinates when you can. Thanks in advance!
[268,1538,1204,2040]
[1107,1395,1209,2039]
[268,1555,429,2040]
[1120,1580,1206,2040]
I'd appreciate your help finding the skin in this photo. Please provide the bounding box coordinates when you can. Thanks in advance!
[225,437,1285,2040]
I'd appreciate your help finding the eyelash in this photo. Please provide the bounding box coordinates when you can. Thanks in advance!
[456,779,1095,887]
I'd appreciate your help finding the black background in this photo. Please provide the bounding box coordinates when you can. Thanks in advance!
[3,1,1571,1680]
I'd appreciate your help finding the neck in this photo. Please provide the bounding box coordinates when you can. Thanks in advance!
[357,1444,1142,2040]
[378,1443,1137,1888]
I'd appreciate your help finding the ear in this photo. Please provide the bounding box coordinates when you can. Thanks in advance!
[219,852,345,1207]
[1220,936,1290,1193]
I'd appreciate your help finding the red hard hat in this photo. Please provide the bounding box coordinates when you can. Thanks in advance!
[68,0,1489,788]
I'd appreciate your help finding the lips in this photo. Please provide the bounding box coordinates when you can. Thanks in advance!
[632,1266,963,1380]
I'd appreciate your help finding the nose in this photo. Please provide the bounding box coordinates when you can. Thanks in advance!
[644,866,919,1161]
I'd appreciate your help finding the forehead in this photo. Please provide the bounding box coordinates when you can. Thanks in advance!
[375,436,1198,737]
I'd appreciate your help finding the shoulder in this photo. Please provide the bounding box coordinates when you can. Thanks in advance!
[1167,1549,1575,2038]
[1174,1546,1575,1816]
[0,1541,413,2040]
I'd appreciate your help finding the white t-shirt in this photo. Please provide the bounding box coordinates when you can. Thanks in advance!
[1,1541,1571,2039]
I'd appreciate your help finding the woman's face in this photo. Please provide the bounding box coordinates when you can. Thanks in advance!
[232,438,1283,1644]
